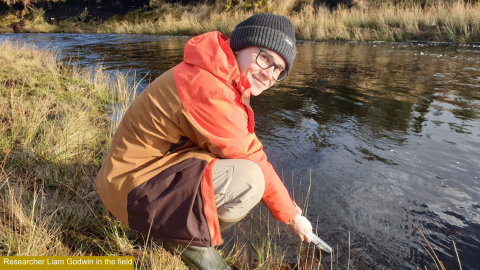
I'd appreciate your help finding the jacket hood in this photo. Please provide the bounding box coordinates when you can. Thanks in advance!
[183,31,251,96]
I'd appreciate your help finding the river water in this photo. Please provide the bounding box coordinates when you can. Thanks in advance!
[1,33,479,269]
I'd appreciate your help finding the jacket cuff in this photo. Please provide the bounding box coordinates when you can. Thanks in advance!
[283,201,299,224]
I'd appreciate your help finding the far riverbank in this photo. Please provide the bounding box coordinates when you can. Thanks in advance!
[0,0,479,42]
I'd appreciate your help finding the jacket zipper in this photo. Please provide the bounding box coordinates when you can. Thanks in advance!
[164,136,188,157]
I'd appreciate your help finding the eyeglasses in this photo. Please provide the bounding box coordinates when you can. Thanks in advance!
[255,48,288,82]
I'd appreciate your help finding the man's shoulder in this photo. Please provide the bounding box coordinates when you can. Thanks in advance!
[174,63,239,103]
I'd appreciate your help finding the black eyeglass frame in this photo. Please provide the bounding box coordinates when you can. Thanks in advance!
[255,47,289,82]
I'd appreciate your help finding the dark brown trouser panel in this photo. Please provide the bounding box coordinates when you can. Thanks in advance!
[127,158,211,247]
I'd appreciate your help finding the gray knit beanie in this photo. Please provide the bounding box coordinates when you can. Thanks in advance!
[230,13,297,73]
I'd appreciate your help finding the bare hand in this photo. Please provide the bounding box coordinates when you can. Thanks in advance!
[287,214,312,243]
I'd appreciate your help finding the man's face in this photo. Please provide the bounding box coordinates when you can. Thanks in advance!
[235,47,286,96]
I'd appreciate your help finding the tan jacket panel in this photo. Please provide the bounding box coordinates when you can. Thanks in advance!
[96,69,216,225]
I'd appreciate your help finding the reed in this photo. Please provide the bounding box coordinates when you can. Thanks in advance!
[216,169,335,269]
[96,4,251,36]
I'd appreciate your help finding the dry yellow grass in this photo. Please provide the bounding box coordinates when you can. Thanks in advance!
[0,41,190,269]
[99,0,480,42]
[1,0,479,41]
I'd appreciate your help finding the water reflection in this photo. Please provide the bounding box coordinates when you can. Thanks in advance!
[259,41,480,269]
[1,33,479,269]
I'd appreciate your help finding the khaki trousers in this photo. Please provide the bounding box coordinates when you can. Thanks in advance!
[212,159,265,223]
[163,159,263,269]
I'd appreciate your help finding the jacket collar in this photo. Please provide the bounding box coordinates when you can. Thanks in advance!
[183,31,251,98]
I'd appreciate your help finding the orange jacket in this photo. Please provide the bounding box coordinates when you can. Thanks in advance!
[96,31,297,247]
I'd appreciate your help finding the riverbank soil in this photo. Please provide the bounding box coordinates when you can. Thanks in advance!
[0,0,150,32]
[43,0,151,23]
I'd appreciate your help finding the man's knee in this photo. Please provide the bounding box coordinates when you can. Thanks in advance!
[238,160,265,203]
[213,159,265,222]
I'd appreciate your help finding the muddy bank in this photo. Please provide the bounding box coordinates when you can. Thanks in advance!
[0,0,154,33]
[1,0,150,30]
[43,0,150,23]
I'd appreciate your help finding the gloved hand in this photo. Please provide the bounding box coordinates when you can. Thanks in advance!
[287,213,312,243]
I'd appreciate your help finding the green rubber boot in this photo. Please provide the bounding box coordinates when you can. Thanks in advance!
[164,242,232,270]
